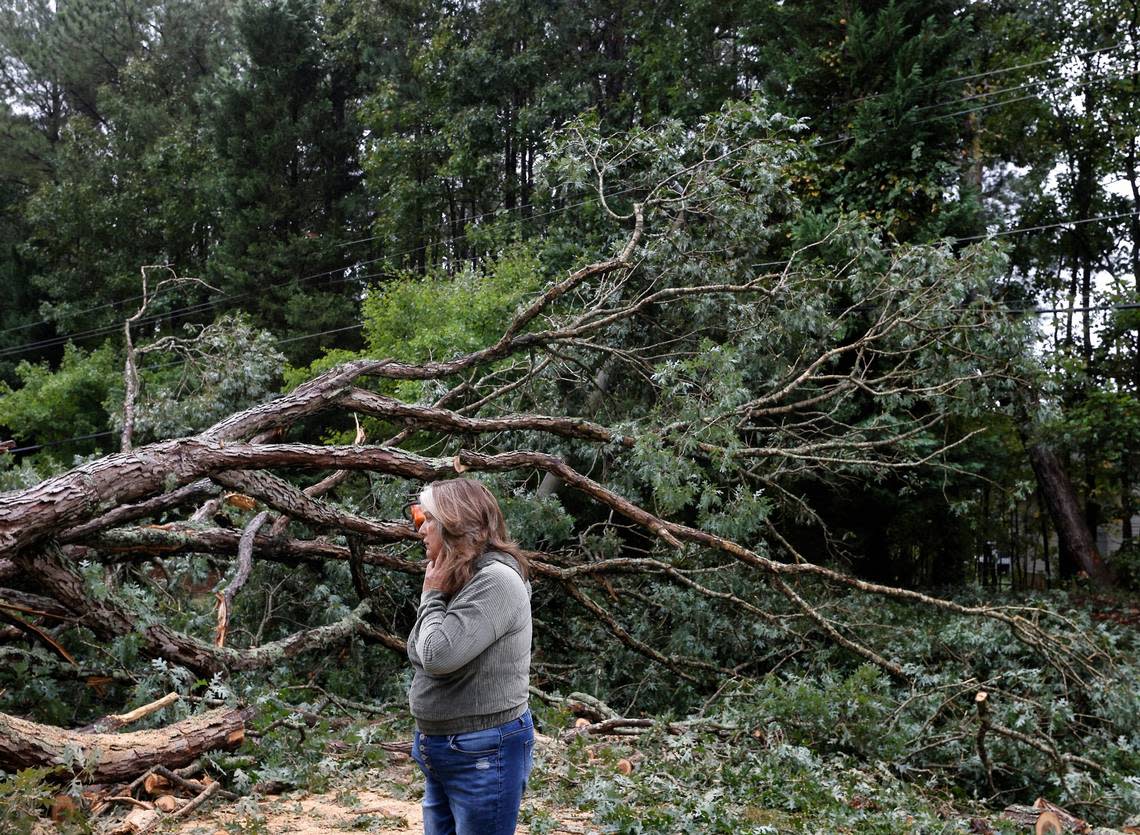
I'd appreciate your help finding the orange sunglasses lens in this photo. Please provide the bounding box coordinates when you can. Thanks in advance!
[410,504,427,530]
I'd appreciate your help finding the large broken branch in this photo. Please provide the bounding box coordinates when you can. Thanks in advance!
[5,430,1099,683]
[215,510,269,647]
[59,479,219,544]
[87,525,419,572]
[79,692,182,734]
[0,706,249,782]
[0,442,447,554]
[338,388,634,448]
[210,469,409,542]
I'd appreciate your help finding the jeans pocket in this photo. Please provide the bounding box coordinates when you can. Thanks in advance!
[501,710,533,740]
[448,726,502,756]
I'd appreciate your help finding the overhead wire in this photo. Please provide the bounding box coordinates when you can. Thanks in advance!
[0,184,644,345]
[1,318,374,455]
[5,197,1134,363]
[845,41,1121,106]
[3,190,1133,365]
[816,64,1133,148]
[1,40,1135,457]
[0,267,394,360]
[2,39,1131,353]
[6,289,1138,456]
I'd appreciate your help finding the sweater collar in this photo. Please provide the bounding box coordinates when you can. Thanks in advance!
[475,549,524,579]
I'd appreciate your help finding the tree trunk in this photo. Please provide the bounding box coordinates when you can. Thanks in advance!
[1026,443,1112,587]
[1123,465,1134,545]
[0,707,249,782]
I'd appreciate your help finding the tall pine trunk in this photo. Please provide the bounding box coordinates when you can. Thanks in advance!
[1026,442,1113,587]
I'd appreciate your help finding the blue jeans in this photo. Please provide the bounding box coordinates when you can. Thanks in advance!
[411,710,535,835]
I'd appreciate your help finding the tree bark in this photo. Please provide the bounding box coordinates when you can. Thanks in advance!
[0,587,74,619]
[0,441,449,556]
[1026,442,1112,587]
[59,479,219,544]
[0,706,250,782]
[87,525,420,573]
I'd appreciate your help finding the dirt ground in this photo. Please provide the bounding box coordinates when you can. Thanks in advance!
[170,751,596,835]
[173,782,425,835]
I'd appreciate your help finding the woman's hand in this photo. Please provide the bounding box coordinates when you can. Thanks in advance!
[423,554,448,592]
[421,518,447,592]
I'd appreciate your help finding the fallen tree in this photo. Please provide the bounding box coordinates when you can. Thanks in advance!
[0,103,1119,820]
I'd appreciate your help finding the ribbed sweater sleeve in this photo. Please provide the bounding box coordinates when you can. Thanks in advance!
[414,563,526,676]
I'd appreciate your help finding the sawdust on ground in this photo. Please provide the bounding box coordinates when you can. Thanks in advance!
[171,754,595,835]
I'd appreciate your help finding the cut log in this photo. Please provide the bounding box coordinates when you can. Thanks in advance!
[0,706,250,782]
[1002,799,1098,834]
[143,773,171,796]
[1036,810,1062,834]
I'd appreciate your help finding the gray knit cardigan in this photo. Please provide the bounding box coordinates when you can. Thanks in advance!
[407,551,532,735]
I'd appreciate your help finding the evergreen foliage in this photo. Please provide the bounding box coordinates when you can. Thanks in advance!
[0,1,1137,830]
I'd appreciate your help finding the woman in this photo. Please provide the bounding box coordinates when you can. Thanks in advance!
[407,478,534,835]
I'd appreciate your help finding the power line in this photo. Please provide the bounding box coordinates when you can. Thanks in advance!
[749,210,1140,272]
[1025,303,1140,315]
[914,63,1125,113]
[0,185,639,346]
[5,430,115,456]
[5,41,1131,348]
[1,319,372,455]
[0,265,407,360]
[0,297,219,359]
[4,200,1137,366]
[958,210,1140,242]
[816,65,1132,149]
[7,296,1139,456]
[846,41,1122,107]
[938,42,1121,87]
[3,49,1135,361]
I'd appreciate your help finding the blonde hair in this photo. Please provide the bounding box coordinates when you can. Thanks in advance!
[418,479,527,595]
